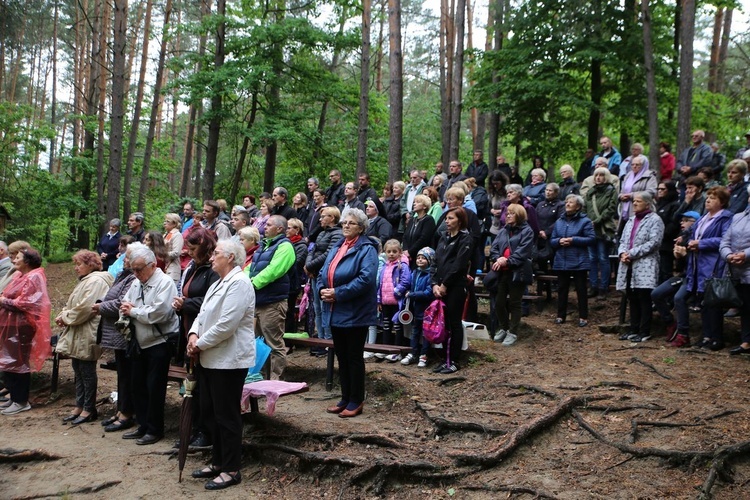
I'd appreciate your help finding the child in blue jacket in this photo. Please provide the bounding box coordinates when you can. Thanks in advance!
[401,247,435,368]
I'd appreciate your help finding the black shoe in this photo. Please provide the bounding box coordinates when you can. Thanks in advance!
[190,433,213,448]
[136,433,162,445]
[706,341,725,352]
[101,415,119,426]
[432,363,446,373]
[205,472,242,490]
[729,345,750,355]
[587,288,598,298]
[104,418,135,432]
[70,412,97,426]
[619,332,634,341]
[123,428,146,440]
[63,413,82,423]
[192,466,220,479]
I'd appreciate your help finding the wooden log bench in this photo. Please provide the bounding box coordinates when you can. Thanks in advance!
[283,335,411,391]
[99,362,309,415]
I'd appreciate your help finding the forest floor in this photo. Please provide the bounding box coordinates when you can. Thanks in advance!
[1,263,750,499]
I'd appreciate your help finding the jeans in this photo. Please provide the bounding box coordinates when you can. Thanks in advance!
[651,276,683,325]
[71,358,97,413]
[409,320,429,357]
[737,284,750,344]
[673,283,694,333]
[495,271,524,334]
[589,238,611,290]
[312,279,331,340]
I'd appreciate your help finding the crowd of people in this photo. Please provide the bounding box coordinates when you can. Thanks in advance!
[1,130,750,489]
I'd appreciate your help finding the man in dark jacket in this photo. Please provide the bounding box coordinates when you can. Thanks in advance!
[97,218,122,271]
[466,150,489,188]
[356,173,379,204]
[127,212,145,242]
[326,170,345,208]
[247,215,295,379]
[272,187,297,220]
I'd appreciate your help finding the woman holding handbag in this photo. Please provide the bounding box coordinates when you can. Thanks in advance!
[489,204,535,347]
[720,183,750,355]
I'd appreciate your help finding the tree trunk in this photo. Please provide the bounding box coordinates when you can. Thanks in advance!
[96,0,111,219]
[231,95,258,203]
[487,0,504,165]
[716,8,732,94]
[125,0,144,89]
[375,0,385,93]
[387,0,403,182]
[467,0,480,151]
[49,0,59,172]
[108,0,128,225]
[203,0,226,200]
[587,58,602,150]
[641,0,659,169]
[181,0,211,198]
[123,0,153,219]
[676,0,695,155]
[193,104,204,199]
[707,7,722,94]
[440,0,452,165]
[668,1,681,124]
[357,0,371,176]
[137,0,173,213]
[449,0,466,162]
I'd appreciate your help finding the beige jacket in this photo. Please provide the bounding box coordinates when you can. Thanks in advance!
[55,271,114,361]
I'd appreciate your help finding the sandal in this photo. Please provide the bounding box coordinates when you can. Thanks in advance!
[104,418,135,432]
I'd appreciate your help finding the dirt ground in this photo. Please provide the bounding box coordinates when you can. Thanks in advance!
[1,263,750,499]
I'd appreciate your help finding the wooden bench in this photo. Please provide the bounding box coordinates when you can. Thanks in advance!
[99,363,308,414]
[283,336,410,391]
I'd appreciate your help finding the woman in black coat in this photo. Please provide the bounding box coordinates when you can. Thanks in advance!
[432,207,473,374]
[655,180,681,283]
[172,228,220,447]
[402,194,437,268]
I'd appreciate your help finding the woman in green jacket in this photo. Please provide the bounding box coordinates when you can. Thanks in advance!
[584,167,619,299]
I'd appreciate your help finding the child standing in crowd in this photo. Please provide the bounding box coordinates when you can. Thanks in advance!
[377,239,411,362]
[401,247,435,368]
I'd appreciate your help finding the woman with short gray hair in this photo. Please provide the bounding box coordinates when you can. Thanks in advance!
[523,168,547,207]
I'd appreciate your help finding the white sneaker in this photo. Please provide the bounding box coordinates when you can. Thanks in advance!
[501,332,517,346]
[1,402,30,415]
[374,353,386,360]
[400,353,415,365]
[0,399,12,409]
[493,329,507,342]
[417,355,428,368]
[363,351,374,359]
[385,353,402,363]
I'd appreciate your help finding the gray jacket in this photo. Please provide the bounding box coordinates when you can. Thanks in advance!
[720,209,750,284]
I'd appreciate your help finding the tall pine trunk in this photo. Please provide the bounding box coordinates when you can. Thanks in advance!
[357,0,371,176]
[448,0,465,162]
[108,0,128,225]
[138,0,173,212]
[204,0,226,200]
[641,0,659,169]
[387,0,402,182]
[487,0,504,165]
[676,0,696,155]
[123,0,153,219]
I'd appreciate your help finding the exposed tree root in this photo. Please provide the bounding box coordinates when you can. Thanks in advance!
[500,383,557,399]
[585,403,666,414]
[452,394,610,467]
[438,376,466,386]
[325,433,404,449]
[414,400,506,436]
[629,357,672,379]
[585,381,641,390]
[702,409,740,421]
[463,482,559,499]
[698,440,750,499]
[14,481,121,499]
[346,459,461,496]
[243,442,362,468]
[0,448,62,463]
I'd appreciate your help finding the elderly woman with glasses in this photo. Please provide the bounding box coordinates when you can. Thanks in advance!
[319,208,378,418]
[119,243,179,445]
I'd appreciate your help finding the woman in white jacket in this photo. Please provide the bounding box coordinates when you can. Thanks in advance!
[187,240,255,491]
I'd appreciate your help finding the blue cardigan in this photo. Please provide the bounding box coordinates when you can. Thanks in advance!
[318,236,378,329]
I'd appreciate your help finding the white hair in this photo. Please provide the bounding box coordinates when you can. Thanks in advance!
[217,240,245,268]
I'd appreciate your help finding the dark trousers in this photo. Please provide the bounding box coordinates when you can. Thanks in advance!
[192,362,213,441]
[495,272,524,334]
[4,371,30,404]
[286,292,300,333]
[71,358,97,413]
[409,320,429,357]
[651,276,683,325]
[199,367,246,472]
[130,342,170,436]
[557,270,588,321]
[114,349,134,416]
[331,326,367,406]
[443,285,465,365]
[737,284,750,345]
[380,304,404,346]
[628,288,653,337]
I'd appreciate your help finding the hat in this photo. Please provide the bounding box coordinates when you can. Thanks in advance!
[681,211,701,220]
[416,247,435,266]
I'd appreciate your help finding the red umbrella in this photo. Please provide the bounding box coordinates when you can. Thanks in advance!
[177,360,196,482]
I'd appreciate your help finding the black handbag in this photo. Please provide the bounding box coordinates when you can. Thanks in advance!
[703,260,742,308]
